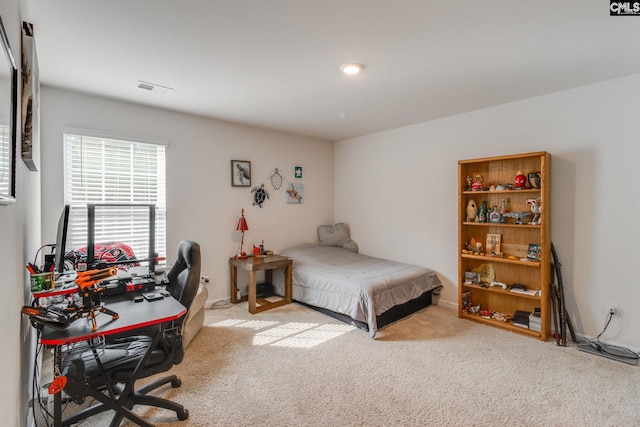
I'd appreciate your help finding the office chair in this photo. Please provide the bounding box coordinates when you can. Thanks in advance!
[60,240,202,426]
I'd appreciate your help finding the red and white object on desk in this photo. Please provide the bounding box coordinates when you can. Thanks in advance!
[234,209,249,259]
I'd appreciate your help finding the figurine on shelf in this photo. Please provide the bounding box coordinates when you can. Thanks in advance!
[502,211,531,224]
[526,198,542,225]
[500,198,508,223]
[471,174,484,191]
[466,199,478,222]
[528,172,541,189]
[465,175,472,191]
[489,205,501,224]
[478,201,487,223]
[515,170,527,189]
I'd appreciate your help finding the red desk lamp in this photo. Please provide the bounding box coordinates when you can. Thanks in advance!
[235,209,249,259]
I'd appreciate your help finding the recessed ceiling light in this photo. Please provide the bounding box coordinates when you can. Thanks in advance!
[340,63,364,75]
[137,80,174,94]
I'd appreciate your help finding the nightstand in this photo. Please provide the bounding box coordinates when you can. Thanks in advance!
[229,254,292,313]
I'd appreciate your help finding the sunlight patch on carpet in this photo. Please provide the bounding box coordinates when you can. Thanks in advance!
[270,324,355,348]
[210,318,355,348]
[256,322,354,348]
[209,319,278,330]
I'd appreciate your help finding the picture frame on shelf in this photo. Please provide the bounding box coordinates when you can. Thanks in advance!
[486,233,502,256]
[464,271,481,285]
[231,160,251,187]
[526,243,541,262]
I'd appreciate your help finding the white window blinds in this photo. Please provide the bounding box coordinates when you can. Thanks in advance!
[0,124,9,196]
[63,133,166,260]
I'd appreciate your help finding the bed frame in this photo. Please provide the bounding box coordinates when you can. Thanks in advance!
[299,290,434,333]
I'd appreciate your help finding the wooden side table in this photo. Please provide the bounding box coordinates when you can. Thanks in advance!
[229,254,292,314]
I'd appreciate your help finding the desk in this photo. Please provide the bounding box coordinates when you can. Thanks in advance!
[229,254,292,313]
[40,296,187,427]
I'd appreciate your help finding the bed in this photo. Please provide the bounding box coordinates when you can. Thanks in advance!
[272,224,443,338]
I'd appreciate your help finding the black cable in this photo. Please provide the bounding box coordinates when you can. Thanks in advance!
[594,312,613,342]
[584,312,639,360]
[32,331,53,427]
[33,244,56,267]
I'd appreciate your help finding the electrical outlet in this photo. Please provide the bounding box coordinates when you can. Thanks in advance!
[608,304,619,316]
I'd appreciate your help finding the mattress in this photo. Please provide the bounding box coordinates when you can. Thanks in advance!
[272,244,443,337]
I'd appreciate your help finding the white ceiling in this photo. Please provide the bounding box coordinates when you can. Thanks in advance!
[23,0,640,141]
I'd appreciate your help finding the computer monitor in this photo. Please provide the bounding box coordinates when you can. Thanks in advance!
[54,205,71,276]
[86,203,157,272]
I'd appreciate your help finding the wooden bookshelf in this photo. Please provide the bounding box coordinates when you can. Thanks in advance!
[458,152,551,340]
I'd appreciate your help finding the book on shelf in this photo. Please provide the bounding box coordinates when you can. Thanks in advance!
[512,310,531,328]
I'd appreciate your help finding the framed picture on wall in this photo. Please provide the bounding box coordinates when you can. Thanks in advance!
[286,182,303,203]
[21,21,39,172]
[231,160,251,187]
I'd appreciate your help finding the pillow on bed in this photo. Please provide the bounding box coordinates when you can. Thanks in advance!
[318,223,359,253]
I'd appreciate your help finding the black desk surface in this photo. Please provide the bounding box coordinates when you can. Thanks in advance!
[40,296,186,346]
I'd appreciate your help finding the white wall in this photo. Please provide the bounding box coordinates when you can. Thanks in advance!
[0,0,42,425]
[335,73,640,349]
[39,87,334,302]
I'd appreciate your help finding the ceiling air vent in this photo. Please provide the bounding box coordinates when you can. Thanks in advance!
[136,80,174,94]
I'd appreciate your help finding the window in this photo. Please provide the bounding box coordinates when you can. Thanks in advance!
[63,132,166,261]
[0,124,9,196]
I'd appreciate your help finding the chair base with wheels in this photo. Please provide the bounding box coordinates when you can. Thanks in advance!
[61,329,189,426]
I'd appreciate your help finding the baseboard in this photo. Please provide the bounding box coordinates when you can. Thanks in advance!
[446,299,639,356]
[437,299,457,310]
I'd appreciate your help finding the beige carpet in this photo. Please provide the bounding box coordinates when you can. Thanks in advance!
[52,302,639,426]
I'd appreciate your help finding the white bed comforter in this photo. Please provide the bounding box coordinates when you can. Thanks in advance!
[272,244,443,337]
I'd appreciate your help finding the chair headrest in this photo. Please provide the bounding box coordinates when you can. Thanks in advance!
[177,240,199,268]
[168,240,201,309]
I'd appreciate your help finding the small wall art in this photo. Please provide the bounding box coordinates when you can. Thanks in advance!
[286,182,303,203]
[294,165,303,179]
[269,167,283,190]
[21,21,38,171]
[231,160,251,187]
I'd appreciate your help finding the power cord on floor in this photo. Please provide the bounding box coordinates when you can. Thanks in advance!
[583,311,639,360]
[209,300,234,310]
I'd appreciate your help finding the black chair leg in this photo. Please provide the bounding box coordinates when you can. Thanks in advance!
[134,394,189,420]
[62,402,111,426]
[136,374,181,395]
